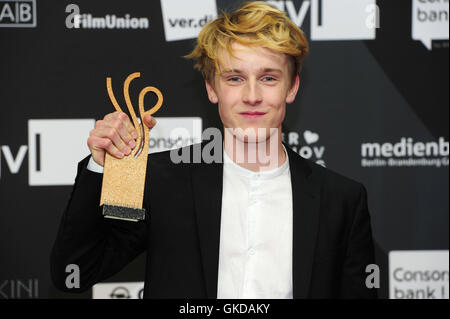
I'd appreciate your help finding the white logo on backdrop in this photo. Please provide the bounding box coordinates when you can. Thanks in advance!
[0,118,202,186]
[361,137,449,168]
[65,4,149,29]
[28,119,95,186]
[412,0,449,50]
[160,0,217,41]
[268,0,378,41]
[160,0,378,42]
[389,250,449,299]
[0,0,36,28]
[93,282,144,299]
[148,117,202,153]
[282,129,326,167]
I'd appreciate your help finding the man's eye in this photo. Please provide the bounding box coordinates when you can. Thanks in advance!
[227,77,242,82]
[262,76,276,82]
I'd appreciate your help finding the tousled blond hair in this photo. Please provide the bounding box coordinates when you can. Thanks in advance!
[185,1,309,82]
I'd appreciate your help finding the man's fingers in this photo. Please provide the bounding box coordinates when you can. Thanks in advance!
[92,127,131,156]
[104,112,139,141]
[143,114,157,129]
[117,112,138,140]
[87,136,124,166]
[92,136,123,158]
[89,111,155,164]
[99,138,124,159]
[112,113,137,149]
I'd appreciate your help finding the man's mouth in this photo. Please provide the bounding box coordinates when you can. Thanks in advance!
[239,111,266,119]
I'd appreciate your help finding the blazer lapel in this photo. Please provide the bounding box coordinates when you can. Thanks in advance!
[285,145,321,298]
[191,145,223,299]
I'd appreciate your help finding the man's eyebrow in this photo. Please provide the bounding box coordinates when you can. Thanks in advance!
[261,68,282,73]
[220,69,242,75]
[219,68,282,75]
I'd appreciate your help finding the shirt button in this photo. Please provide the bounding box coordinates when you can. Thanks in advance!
[249,248,256,256]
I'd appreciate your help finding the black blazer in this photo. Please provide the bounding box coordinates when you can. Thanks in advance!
[50,142,377,299]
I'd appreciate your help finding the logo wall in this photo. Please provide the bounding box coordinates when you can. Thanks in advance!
[0,118,202,186]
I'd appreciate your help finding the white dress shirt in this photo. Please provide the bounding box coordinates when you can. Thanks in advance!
[87,146,294,299]
[217,146,293,299]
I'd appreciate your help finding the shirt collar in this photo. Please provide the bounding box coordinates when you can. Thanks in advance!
[223,144,290,180]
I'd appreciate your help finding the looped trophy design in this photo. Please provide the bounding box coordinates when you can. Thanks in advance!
[100,72,163,221]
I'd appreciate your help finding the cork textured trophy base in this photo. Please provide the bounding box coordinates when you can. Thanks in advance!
[100,125,149,221]
[100,72,163,222]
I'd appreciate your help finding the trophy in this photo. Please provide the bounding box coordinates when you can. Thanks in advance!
[100,72,163,221]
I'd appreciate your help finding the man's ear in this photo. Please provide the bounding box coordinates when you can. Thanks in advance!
[286,74,300,104]
[205,80,218,104]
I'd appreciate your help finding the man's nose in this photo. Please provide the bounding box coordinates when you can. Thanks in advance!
[242,80,262,106]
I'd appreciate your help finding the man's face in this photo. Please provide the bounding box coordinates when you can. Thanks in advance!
[205,42,299,142]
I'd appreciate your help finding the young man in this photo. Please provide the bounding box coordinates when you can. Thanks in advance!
[51,2,377,299]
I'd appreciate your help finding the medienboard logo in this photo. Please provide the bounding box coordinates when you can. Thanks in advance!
[412,0,449,50]
[389,250,449,299]
[0,117,202,186]
[0,0,36,28]
[93,282,144,299]
[65,4,149,29]
[282,129,326,167]
[361,137,449,168]
[160,0,217,41]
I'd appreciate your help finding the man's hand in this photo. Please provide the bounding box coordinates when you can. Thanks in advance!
[87,112,157,166]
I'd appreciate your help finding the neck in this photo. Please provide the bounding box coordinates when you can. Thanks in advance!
[223,128,286,172]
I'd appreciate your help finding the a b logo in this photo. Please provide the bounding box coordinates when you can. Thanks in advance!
[0,0,36,27]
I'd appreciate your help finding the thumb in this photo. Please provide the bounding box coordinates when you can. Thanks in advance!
[143,114,157,129]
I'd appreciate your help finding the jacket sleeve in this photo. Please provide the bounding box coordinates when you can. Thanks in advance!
[50,156,148,293]
[339,184,378,299]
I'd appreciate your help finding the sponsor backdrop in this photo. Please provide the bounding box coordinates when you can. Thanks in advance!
[0,0,448,299]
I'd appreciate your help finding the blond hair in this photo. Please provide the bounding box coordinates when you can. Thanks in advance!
[185,1,309,82]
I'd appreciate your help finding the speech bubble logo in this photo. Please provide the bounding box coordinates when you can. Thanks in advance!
[412,0,449,50]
